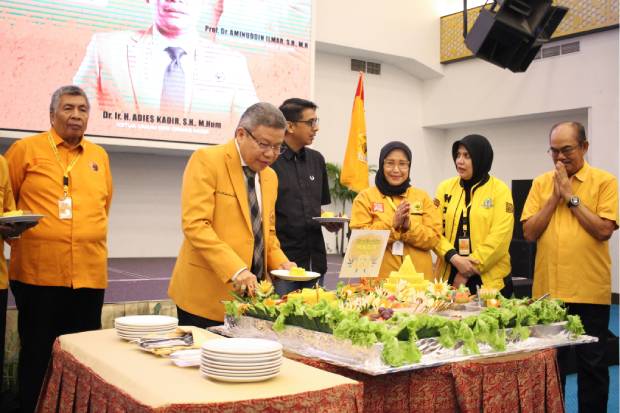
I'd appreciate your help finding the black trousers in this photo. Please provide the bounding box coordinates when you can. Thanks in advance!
[176,306,222,329]
[557,303,610,413]
[10,281,104,413]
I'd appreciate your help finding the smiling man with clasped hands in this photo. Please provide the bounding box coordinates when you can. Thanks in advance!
[522,121,618,413]
[168,102,295,328]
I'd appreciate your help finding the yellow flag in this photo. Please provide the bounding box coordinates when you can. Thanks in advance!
[340,72,369,192]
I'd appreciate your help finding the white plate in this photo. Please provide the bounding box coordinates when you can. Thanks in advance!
[116,324,177,329]
[201,371,280,383]
[115,325,178,332]
[312,217,349,224]
[171,349,201,359]
[270,269,321,282]
[201,365,281,376]
[0,214,44,224]
[202,349,282,361]
[115,315,178,327]
[201,349,281,357]
[116,326,177,333]
[201,354,282,364]
[201,338,282,355]
[116,330,177,340]
[203,359,282,370]
[172,358,200,367]
[200,363,280,376]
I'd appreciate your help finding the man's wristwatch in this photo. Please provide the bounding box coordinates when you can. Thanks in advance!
[567,196,580,208]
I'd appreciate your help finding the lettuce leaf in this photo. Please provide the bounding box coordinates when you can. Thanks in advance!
[381,336,422,366]
[566,315,585,337]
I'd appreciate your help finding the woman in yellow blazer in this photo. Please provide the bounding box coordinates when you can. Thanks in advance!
[434,134,514,296]
[350,141,441,279]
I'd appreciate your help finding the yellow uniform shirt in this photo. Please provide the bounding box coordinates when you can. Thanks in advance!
[434,176,514,291]
[5,129,113,289]
[350,186,441,279]
[521,162,618,305]
[0,156,16,289]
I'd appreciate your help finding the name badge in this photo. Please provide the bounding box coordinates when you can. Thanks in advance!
[372,202,384,213]
[58,197,73,220]
[392,240,404,256]
[458,238,471,256]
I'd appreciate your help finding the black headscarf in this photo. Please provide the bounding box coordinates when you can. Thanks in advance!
[451,134,493,192]
[375,141,412,196]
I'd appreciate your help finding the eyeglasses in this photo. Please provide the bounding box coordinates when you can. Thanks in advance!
[547,145,579,156]
[384,160,410,170]
[293,118,319,128]
[243,128,285,154]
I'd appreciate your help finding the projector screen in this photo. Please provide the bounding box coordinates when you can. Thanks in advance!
[0,0,312,145]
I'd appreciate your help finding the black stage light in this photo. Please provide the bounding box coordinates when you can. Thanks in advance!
[463,0,568,72]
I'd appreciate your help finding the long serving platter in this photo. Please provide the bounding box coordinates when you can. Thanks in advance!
[210,315,597,376]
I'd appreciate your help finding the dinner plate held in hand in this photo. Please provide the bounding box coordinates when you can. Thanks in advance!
[0,214,44,224]
[270,269,321,282]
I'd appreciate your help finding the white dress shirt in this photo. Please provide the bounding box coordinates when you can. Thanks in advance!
[232,138,263,280]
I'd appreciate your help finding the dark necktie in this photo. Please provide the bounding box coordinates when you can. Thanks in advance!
[161,46,186,112]
[243,166,264,280]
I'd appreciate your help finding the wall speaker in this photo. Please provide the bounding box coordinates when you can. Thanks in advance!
[465,0,568,72]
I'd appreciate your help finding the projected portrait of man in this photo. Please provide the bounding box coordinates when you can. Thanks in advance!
[73,0,258,119]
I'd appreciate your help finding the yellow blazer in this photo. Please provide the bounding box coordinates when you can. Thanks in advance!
[168,139,288,321]
[73,26,257,116]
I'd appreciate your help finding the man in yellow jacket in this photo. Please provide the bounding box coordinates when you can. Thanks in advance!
[434,135,514,295]
[168,102,295,327]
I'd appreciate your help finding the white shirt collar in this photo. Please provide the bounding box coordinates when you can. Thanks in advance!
[152,26,198,57]
[234,138,262,211]
[234,138,247,167]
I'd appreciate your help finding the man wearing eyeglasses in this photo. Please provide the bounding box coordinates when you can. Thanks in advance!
[521,121,618,412]
[270,98,338,295]
[168,102,295,327]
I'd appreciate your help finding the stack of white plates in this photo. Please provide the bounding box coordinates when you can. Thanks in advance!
[201,338,283,382]
[114,315,178,340]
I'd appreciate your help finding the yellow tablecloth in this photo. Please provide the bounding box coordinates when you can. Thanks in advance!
[37,329,362,412]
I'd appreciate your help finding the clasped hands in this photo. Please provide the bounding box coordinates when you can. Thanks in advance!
[450,254,480,289]
[392,200,411,231]
[232,261,296,296]
[552,161,573,204]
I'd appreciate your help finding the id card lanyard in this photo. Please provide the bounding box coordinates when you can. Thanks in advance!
[458,205,471,256]
[385,196,404,256]
[458,186,477,256]
[48,132,81,220]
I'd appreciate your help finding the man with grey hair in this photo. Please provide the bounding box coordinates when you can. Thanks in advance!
[5,85,113,412]
[168,102,295,328]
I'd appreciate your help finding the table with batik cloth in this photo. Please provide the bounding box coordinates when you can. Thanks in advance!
[290,349,564,413]
[35,329,363,413]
